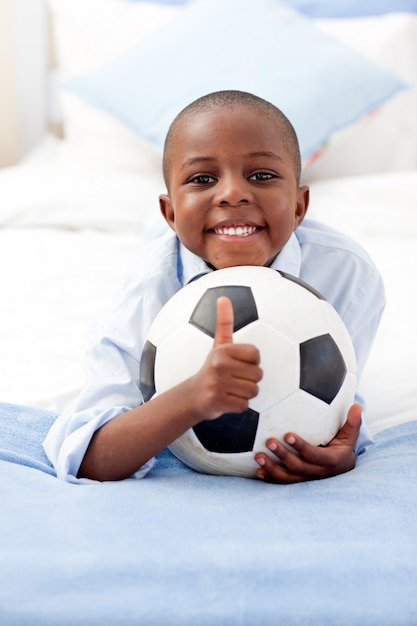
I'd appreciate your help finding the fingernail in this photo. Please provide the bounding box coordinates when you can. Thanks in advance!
[286,435,296,445]
[267,441,277,451]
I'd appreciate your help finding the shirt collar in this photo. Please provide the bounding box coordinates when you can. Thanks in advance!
[179,231,302,286]
[179,242,212,285]
[269,232,301,276]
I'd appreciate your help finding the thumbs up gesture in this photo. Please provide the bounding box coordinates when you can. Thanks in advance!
[191,296,262,422]
[213,295,235,347]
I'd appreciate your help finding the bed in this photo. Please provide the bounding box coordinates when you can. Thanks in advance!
[1,1,416,624]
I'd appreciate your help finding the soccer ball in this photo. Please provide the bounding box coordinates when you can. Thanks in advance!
[140,266,356,477]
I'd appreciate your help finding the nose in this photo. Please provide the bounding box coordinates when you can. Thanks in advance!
[214,174,252,206]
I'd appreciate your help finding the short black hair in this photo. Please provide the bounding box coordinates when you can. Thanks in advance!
[162,90,302,189]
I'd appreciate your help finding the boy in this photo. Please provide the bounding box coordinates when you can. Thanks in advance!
[44,90,385,484]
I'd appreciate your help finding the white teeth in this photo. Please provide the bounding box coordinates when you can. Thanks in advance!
[215,225,257,237]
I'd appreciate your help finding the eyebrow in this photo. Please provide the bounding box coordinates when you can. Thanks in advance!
[248,151,283,161]
[181,151,283,170]
[181,156,215,170]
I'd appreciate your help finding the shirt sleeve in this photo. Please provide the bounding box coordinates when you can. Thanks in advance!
[342,254,386,455]
[43,314,155,483]
[43,234,181,483]
[43,403,156,484]
[353,390,374,455]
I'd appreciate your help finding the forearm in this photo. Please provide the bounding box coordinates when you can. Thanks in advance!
[78,329,261,482]
[78,379,199,482]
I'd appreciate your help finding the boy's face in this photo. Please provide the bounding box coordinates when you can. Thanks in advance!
[159,106,309,269]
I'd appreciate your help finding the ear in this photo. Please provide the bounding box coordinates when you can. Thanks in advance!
[294,185,309,228]
[159,194,176,231]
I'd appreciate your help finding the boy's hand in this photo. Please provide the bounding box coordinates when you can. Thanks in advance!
[192,297,360,483]
[191,296,262,422]
[254,403,362,483]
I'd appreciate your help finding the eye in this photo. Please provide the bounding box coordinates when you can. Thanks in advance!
[188,174,216,185]
[249,171,276,181]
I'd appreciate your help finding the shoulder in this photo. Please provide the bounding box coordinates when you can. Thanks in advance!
[295,218,381,284]
[296,219,373,262]
[101,229,182,341]
[295,219,385,318]
[137,229,179,276]
[120,229,180,295]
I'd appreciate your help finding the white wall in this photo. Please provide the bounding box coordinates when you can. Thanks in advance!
[0,0,48,167]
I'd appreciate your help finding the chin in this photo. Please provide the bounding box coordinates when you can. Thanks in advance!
[211,260,262,270]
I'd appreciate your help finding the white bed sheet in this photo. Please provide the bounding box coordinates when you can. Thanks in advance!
[0,155,416,437]
[0,147,163,411]
[0,227,143,411]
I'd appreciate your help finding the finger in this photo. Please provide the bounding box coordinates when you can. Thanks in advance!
[260,436,330,474]
[333,403,362,447]
[277,402,362,461]
[213,296,234,346]
[255,450,313,483]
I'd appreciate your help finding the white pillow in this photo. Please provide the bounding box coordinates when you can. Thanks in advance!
[48,0,177,174]
[303,12,417,182]
[48,0,178,79]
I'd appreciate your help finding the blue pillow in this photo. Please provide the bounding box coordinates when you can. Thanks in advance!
[67,0,406,162]
[127,0,189,4]
[283,1,417,17]
[128,0,417,17]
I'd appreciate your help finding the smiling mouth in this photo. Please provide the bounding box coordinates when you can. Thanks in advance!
[212,224,260,237]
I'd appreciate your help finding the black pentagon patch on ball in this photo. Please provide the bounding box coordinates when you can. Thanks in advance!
[139,340,157,402]
[300,334,347,404]
[193,408,259,453]
[189,285,258,338]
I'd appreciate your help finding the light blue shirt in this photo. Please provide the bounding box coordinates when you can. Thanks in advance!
[44,220,385,483]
